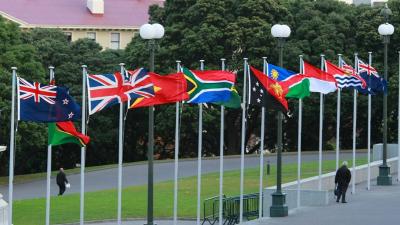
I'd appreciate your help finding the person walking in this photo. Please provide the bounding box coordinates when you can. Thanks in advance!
[335,161,351,203]
[56,168,69,196]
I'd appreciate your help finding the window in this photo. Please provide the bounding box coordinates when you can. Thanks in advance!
[87,32,96,41]
[110,33,120,49]
[64,32,72,42]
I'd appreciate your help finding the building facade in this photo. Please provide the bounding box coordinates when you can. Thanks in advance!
[0,0,164,50]
[339,0,387,6]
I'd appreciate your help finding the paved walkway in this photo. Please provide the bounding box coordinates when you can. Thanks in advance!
[254,179,400,225]
[0,151,362,200]
[63,178,400,225]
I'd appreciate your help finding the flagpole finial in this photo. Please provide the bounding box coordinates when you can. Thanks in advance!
[11,67,17,70]
[368,51,373,54]
[243,58,248,61]
[262,57,267,59]
[221,58,226,61]
[82,65,87,68]
[337,54,342,56]
[354,53,358,57]
[199,59,205,63]
[299,54,303,58]
[320,54,325,57]
[176,60,181,63]
[119,63,125,66]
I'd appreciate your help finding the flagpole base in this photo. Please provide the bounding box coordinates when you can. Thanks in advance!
[270,192,288,217]
[377,165,392,186]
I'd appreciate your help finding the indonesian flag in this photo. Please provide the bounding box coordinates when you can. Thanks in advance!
[302,61,337,94]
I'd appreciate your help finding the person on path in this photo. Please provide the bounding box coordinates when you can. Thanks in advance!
[56,168,69,196]
[335,161,351,203]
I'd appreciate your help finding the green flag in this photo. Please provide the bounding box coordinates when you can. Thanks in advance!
[48,121,90,147]
[282,75,310,99]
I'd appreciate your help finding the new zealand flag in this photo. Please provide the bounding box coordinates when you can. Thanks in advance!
[18,77,81,122]
[356,59,387,95]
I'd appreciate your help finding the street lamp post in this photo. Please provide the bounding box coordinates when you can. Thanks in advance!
[139,23,165,225]
[377,4,394,186]
[270,24,290,217]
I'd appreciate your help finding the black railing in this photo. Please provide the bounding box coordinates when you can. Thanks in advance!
[202,193,260,225]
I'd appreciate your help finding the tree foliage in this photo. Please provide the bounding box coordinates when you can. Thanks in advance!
[1,0,400,175]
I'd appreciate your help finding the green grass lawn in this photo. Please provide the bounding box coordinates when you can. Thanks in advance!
[12,158,366,225]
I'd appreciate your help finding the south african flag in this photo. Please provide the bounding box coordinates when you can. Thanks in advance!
[182,67,236,104]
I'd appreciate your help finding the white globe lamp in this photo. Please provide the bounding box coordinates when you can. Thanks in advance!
[139,23,155,40]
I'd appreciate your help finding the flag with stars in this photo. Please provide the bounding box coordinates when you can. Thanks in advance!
[248,66,288,112]
[17,77,81,122]
[356,59,387,95]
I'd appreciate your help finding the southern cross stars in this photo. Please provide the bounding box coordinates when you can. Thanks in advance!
[62,98,69,105]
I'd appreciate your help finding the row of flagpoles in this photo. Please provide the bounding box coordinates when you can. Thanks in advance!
[5,51,399,225]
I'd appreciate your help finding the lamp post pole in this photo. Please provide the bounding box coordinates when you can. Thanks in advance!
[377,4,394,186]
[147,39,155,225]
[140,23,165,225]
[276,38,284,195]
[270,24,290,217]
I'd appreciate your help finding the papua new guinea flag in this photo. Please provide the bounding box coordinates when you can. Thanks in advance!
[18,77,81,122]
[182,67,236,104]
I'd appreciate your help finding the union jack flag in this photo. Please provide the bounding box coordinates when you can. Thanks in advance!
[358,59,379,77]
[18,77,57,104]
[87,68,155,115]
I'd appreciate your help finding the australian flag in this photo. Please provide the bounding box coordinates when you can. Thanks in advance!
[18,77,81,122]
[356,59,387,95]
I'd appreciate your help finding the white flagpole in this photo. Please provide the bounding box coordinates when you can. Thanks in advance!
[117,63,125,225]
[257,57,267,220]
[336,54,342,171]
[297,55,303,208]
[219,58,226,225]
[352,54,358,194]
[196,60,205,225]
[239,58,248,223]
[318,55,325,191]
[80,65,88,225]
[173,60,181,225]
[45,66,55,225]
[398,51,400,183]
[367,53,372,190]
[8,67,17,225]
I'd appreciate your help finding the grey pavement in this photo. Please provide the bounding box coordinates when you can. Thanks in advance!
[257,179,400,225]
[0,151,365,200]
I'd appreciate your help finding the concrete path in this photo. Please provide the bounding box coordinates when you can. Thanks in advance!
[255,180,400,225]
[0,151,364,200]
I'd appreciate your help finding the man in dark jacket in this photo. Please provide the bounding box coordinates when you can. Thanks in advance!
[335,161,351,203]
[56,168,69,196]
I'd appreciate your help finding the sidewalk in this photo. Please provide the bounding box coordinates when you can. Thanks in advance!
[254,179,400,225]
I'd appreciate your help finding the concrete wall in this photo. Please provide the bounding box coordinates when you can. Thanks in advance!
[0,193,8,225]
[263,156,399,217]
[66,29,137,50]
[373,143,399,161]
